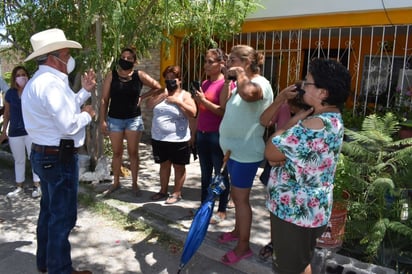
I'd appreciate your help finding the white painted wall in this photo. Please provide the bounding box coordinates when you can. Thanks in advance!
[248,0,412,19]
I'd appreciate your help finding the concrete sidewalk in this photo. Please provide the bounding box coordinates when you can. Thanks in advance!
[84,142,275,274]
[0,149,244,274]
[0,143,395,274]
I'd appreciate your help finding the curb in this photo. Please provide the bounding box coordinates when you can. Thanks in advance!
[0,148,397,274]
[98,197,273,274]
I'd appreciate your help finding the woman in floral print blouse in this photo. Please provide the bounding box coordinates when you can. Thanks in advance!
[264,58,351,274]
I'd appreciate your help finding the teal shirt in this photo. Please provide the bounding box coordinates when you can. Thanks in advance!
[219,75,273,163]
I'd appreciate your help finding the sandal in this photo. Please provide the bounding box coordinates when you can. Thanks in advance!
[227,199,235,209]
[218,231,239,243]
[258,242,273,261]
[132,184,141,197]
[103,185,121,195]
[165,194,182,204]
[221,249,253,265]
[210,214,225,224]
[151,192,167,201]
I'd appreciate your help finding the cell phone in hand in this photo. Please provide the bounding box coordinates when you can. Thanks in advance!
[227,75,237,81]
[292,82,311,110]
[190,80,201,96]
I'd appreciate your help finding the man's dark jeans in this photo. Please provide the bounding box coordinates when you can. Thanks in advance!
[31,150,79,274]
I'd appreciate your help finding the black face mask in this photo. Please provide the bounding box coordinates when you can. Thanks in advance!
[165,79,178,91]
[118,59,134,70]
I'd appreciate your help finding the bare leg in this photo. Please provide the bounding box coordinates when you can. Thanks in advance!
[124,130,142,193]
[159,161,172,194]
[231,185,252,256]
[109,131,125,189]
[171,163,186,197]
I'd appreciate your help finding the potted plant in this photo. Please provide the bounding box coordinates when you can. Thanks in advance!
[399,119,412,139]
[316,107,365,249]
[316,153,353,249]
[338,112,412,269]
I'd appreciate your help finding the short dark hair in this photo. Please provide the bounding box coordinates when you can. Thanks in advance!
[162,65,181,80]
[36,50,60,64]
[309,58,351,109]
[35,54,50,64]
[121,47,137,62]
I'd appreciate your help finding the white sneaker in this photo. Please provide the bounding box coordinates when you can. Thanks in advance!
[32,187,42,198]
[6,187,23,198]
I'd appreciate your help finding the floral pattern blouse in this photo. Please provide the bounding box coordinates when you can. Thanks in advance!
[266,112,344,228]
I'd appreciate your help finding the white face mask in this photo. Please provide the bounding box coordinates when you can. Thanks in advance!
[66,56,76,74]
[54,55,76,74]
[15,76,28,88]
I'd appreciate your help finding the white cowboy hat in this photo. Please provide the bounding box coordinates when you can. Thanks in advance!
[25,28,82,62]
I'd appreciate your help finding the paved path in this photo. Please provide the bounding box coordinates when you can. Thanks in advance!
[0,143,396,274]
[84,142,275,274]
[0,150,245,274]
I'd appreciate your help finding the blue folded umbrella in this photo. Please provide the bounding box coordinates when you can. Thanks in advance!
[177,151,230,273]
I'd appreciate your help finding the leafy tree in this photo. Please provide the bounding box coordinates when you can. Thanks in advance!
[0,0,259,69]
[0,0,259,164]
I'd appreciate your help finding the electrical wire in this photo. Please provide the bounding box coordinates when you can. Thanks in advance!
[381,0,394,26]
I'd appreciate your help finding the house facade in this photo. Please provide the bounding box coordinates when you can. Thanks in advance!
[161,0,412,117]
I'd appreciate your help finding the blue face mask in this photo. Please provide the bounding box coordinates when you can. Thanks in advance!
[165,79,178,91]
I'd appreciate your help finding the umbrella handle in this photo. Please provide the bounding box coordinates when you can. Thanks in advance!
[221,150,231,172]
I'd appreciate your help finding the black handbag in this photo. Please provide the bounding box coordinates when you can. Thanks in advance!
[259,160,271,186]
[260,125,274,186]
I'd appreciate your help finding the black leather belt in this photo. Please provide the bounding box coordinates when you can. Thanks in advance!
[32,144,78,155]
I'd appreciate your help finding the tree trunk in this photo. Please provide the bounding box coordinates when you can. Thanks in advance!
[85,16,104,170]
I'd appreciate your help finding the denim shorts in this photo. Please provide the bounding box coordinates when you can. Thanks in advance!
[107,116,144,132]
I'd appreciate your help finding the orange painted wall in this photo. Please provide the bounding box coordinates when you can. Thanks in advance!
[161,8,412,109]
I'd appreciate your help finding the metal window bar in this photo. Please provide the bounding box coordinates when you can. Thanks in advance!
[388,26,398,109]
[179,24,412,119]
[401,25,412,112]
[352,27,363,115]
